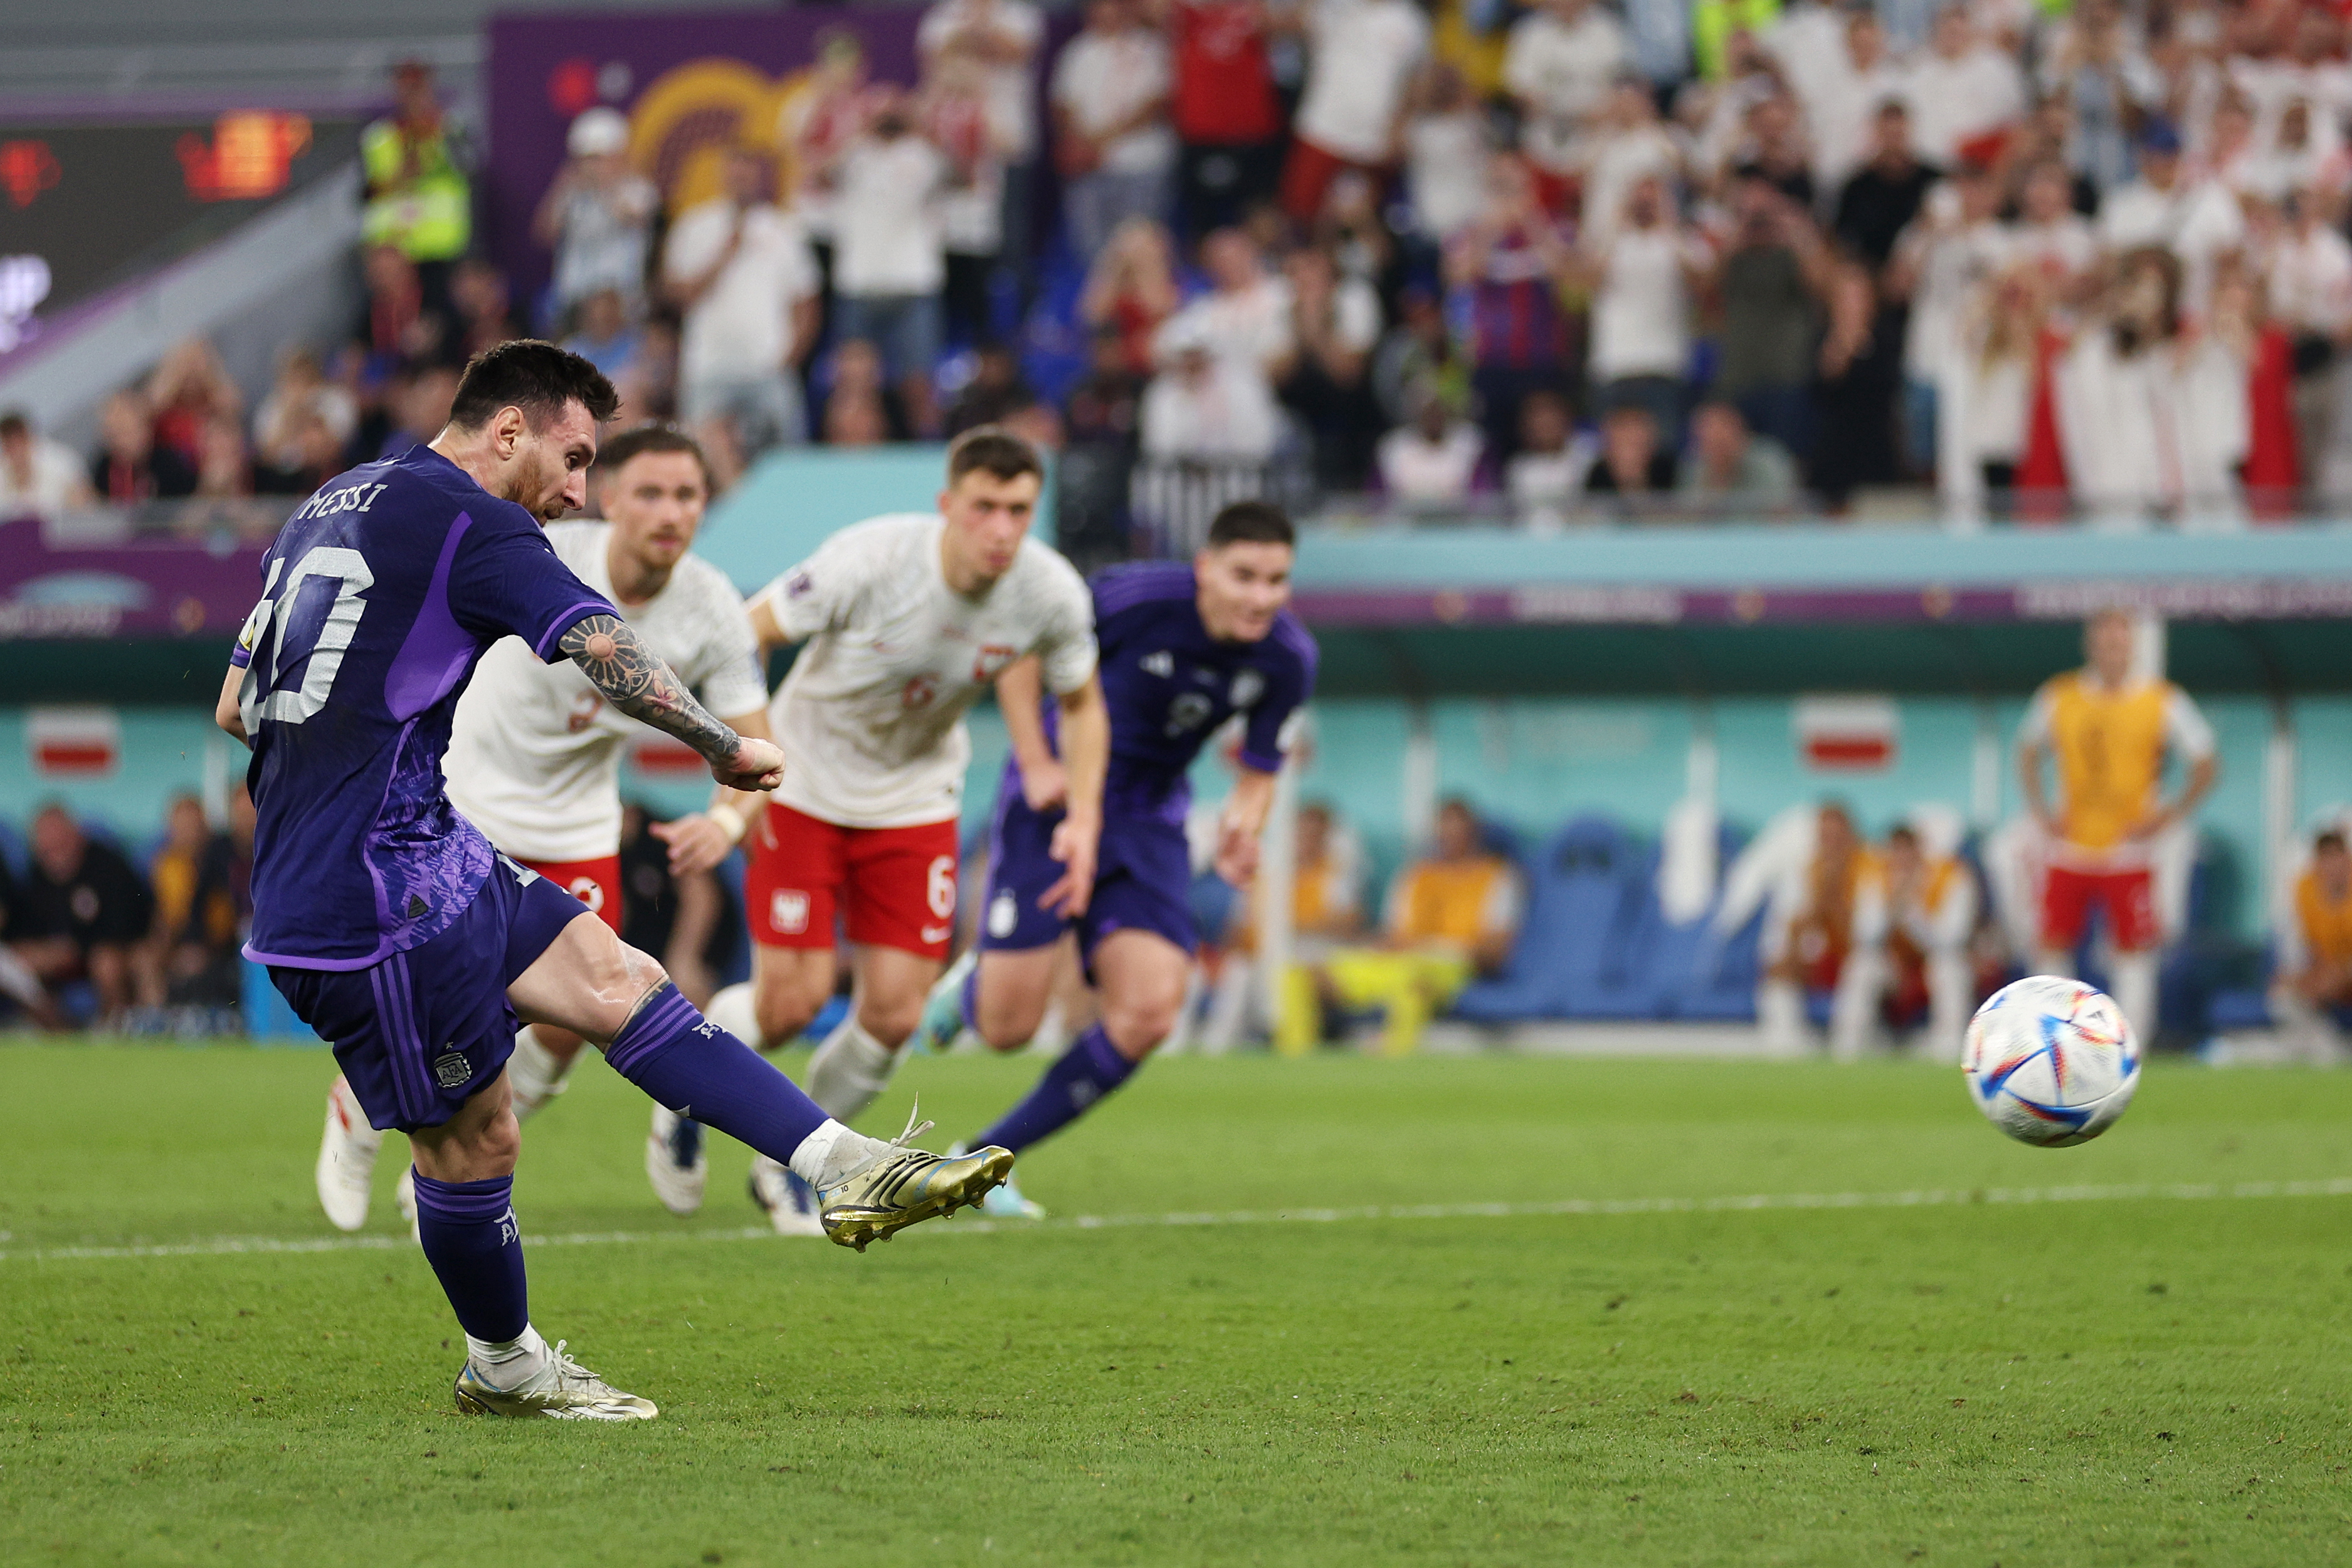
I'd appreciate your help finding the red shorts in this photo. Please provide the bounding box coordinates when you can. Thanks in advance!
[517,855,623,933]
[2039,865,2158,952]
[743,802,959,959]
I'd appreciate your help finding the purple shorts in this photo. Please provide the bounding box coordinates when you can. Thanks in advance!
[980,788,1196,966]
[270,854,592,1132]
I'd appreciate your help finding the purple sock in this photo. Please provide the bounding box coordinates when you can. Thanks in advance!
[970,1023,1137,1154]
[410,1172,527,1343]
[605,984,829,1162]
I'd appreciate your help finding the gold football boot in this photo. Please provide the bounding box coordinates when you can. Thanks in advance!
[820,1103,1014,1252]
[453,1341,658,1421]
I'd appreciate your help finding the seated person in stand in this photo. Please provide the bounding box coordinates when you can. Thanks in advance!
[2273,828,2352,1063]
[1755,801,1869,1051]
[1289,797,1521,1055]
[9,804,158,1026]
[1830,821,1978,1061]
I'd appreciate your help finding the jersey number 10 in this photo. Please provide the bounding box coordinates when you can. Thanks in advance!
[237,545,376,730]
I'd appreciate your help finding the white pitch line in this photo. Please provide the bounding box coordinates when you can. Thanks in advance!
[6,1177,2351,1266]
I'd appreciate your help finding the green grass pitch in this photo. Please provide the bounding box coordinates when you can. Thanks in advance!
[4,1040,2351,1567]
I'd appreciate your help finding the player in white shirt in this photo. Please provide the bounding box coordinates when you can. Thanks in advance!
[312,427,779,1232]
[702,428,1107,1231]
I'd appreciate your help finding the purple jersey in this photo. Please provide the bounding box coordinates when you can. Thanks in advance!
[1026,561,1316,821]
[233,446,616,969]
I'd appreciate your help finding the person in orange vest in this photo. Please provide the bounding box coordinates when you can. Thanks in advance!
[1830,821,1979,1061]
[1284,796,1521,1055]
[1756,800,1871,1051]
[2016,609,2218,1038]
[2273,828,2352,1063]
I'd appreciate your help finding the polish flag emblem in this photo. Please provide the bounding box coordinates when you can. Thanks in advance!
[1793,695,1898,772]
[28,705,120,779]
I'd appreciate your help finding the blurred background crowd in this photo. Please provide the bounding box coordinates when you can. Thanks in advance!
[16,0,2352,545]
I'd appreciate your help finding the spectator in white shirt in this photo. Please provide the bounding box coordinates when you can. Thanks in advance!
[1887,161,2011,478]
[1800,9,1910,196]
[831,93,953,436]
[662,148,821,456]
[1052,0,1176,261]
[2006,157,2099,290]
[1578,173,1708,445]
[533,107,660,320]
[1904,7,2026,167]
[1504,0,1630,186]
[1142,318,1282,461]
[2097,118,2245,307]
[2252,189,2352,473]
[1575,77,1685,253]
[1156,228,1297,380]
[920,0,1046,282]
[1403,61,1492,243]
[1280,0,1430,221]
[1377,386,1485,505]
[0,410,95,521]
[1503,389,1597,527]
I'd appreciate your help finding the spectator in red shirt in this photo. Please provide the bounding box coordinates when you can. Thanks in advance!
[1170,0,1283,238]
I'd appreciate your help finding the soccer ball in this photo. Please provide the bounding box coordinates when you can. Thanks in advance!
[1961,976,2141,1147]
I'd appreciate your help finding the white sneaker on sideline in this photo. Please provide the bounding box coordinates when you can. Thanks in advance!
[315,1076,381,1232]
[645,1103,707,1216]
[746,1154,826,1236]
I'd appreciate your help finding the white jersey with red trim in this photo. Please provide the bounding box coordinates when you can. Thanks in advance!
[762,512,1097,829]
[444,521,767,863]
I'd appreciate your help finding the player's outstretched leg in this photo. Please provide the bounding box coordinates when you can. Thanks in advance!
[315,1075,382,1232]
[957,931,1186,1194]
[515,912,1010,1251]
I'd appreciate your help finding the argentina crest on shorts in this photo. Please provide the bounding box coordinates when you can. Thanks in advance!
[432,1048,473,1089]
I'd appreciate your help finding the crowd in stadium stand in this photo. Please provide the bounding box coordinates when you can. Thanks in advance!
[9,0,2352,531]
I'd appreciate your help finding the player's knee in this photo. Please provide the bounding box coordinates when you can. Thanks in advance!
[1101,989,1183,1055]
[752,984,820,1048]
[976,1011,1038,1052]
[858,995,926,1050]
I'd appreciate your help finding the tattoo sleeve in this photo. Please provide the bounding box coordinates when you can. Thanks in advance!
[559,613,741,765]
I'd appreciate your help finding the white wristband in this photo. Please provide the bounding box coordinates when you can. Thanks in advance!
[707,802,749,845]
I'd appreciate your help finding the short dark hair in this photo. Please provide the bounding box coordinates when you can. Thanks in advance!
[0,409,26,439]
[945,425,1044,486]
[596,424,712,491]
[2319,829,2348,855]
[446,339,620,432]
[1205,500,1294,549]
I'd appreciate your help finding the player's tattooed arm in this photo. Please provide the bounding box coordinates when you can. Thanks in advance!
[561,614,783,789]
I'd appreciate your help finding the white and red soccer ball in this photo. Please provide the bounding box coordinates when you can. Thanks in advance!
[1963,976,2141,1147]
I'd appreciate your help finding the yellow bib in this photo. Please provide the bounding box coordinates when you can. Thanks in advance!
[1397,857,1509,948]
[2297,871,2352,968]
[2044,673,2173,853]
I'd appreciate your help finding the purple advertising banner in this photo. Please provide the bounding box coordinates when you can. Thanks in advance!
[483,5,930,307]
[0,518,265,641]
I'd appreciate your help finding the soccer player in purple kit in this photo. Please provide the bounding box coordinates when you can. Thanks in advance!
[216,341,1012,1420]
[915,502,1316,1213]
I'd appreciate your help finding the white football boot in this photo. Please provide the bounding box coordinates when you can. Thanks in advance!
[315,1076,382,1232]
[746,1154,827,1236]
[645,1103,709,1216]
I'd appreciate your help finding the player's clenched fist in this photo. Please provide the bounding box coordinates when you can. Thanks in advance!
[715,735,786,791]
